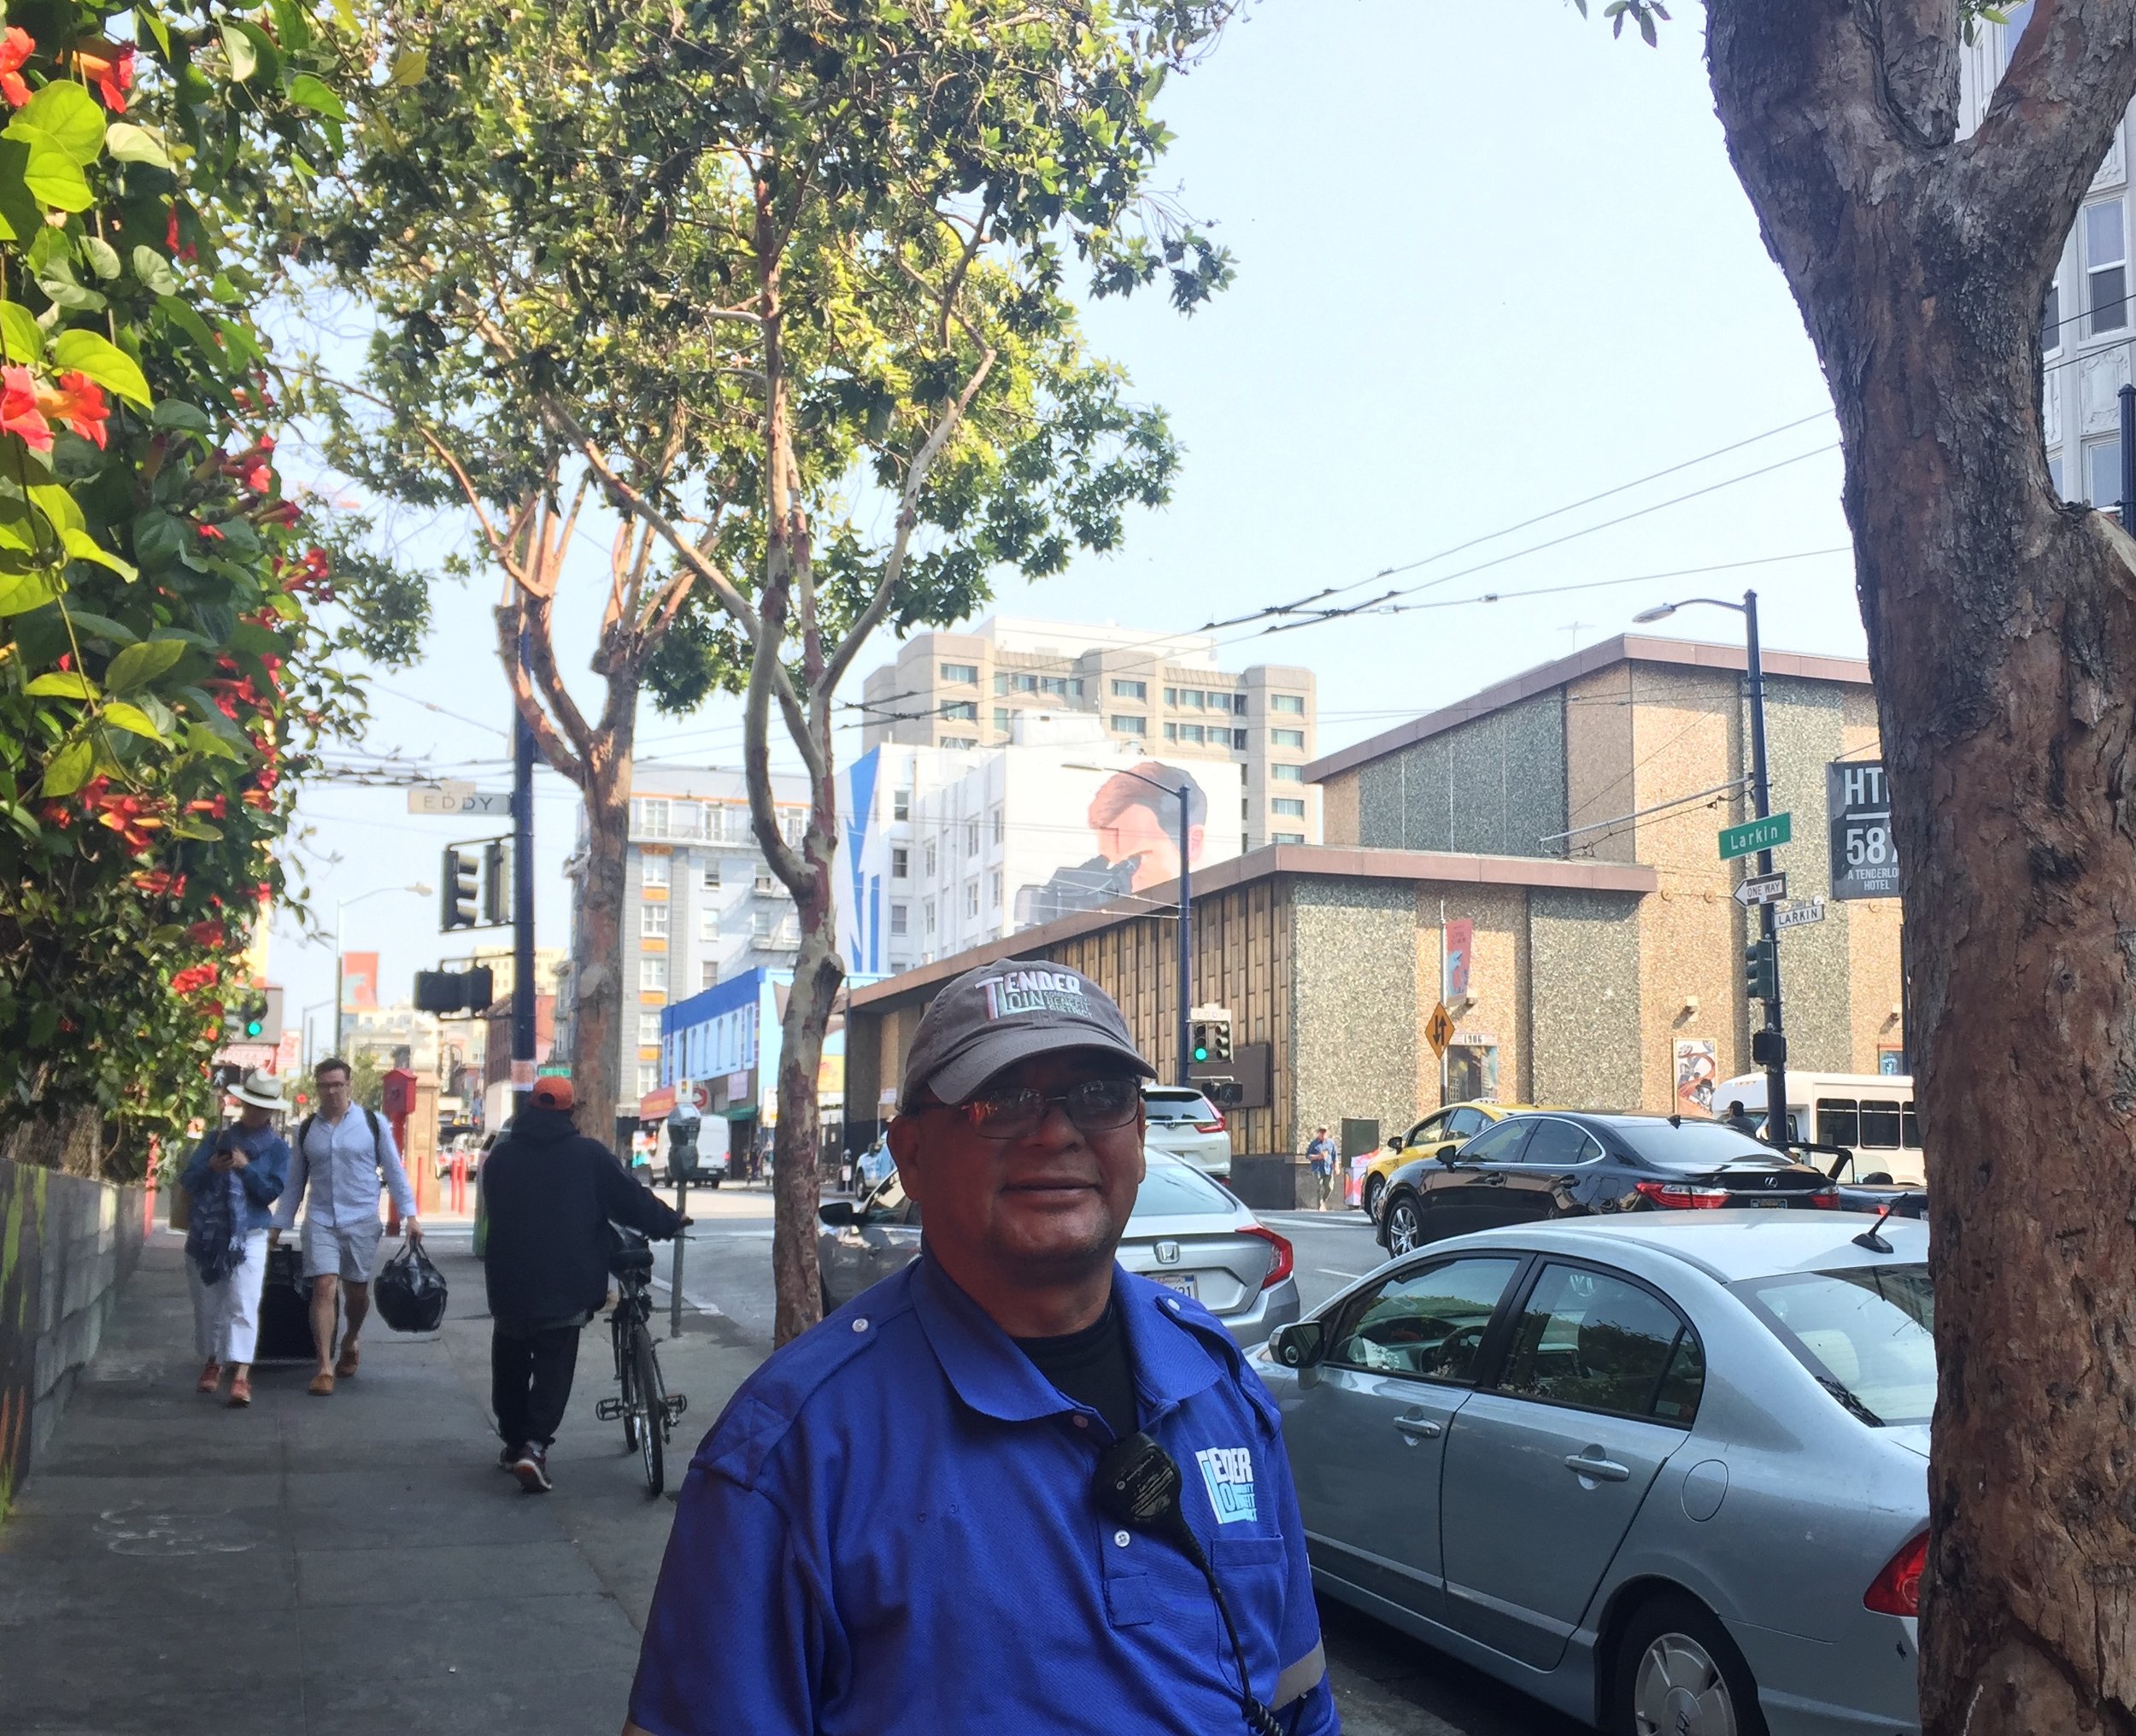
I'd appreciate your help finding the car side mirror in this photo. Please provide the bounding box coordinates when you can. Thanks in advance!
[1270,1320,1326,1370]
[1436,1147,1460,1164]
[818,1199,858,1228]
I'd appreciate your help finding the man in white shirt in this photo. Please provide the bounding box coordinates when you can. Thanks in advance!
[272,1057,420,1396]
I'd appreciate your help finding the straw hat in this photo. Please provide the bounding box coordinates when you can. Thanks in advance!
[231,1068,286,1111]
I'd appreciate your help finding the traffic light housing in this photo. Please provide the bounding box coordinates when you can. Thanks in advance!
[225,989,272,1041]
[1188,1010,1234,1065]
[1746,938,1778,1002]
[482,840,510,928]
[442,846,479,930]
[414,965,495,1017]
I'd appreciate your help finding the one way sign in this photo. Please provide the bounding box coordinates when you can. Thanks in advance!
[1733,871,1787,909]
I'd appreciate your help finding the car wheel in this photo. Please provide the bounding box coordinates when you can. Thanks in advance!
[1361,1174,1385,1220]
[1383,1195,1424,1257]
[1611,1592,1768,1736]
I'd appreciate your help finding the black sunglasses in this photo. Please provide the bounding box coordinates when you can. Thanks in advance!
[935,1076,1143,1141]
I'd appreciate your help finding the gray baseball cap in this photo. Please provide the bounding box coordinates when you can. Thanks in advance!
[897,961,1156,1111]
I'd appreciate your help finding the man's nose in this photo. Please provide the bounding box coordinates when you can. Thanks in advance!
[1022,1097,1083,1151]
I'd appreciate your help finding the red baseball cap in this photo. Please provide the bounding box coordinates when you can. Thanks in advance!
[531,1076,574,1111]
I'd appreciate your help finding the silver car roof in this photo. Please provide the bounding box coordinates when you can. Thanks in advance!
[1418,1210,1928,1284]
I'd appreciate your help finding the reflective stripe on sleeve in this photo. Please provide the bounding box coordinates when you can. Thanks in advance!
[1271,1640,1326,1709]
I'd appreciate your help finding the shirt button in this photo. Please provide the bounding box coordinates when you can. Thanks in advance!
[852,1318,870,1333]
[1164,1297,1181,1311]
[1071,1415,1089,1429]
[1113,1530,1131,1548]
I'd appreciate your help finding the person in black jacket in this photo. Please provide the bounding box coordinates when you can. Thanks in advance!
[480,1076,686,1492]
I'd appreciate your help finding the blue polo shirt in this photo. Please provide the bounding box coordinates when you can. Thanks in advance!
[628,1253,1338,1735]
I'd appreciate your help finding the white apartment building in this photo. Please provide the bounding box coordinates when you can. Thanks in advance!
[857,614,1319,851]
[1965,7,2135,504]
[835,713,1245,977]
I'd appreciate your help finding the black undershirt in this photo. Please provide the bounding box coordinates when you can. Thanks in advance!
[1015,1292,1139,1440]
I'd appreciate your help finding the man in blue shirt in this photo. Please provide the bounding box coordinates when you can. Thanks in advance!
[626,962,1336,1736]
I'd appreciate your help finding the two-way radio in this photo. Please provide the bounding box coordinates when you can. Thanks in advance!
[1092,1432,1285,1736]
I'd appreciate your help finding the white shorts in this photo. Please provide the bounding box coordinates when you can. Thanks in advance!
[302,1218,383,1283]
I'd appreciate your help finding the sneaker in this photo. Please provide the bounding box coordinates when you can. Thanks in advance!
[510,1448,552,1494]
[497,1443,523,1472]
[197,1360,223,1395]
[226,1372,252,1408]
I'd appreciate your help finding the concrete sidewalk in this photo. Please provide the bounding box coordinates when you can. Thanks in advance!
[0,1234,767,1735]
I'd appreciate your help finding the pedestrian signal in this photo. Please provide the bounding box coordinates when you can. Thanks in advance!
[1745,938,1778,1003]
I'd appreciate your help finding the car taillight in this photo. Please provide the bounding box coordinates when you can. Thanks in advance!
[1195,1115,1227,1134]
[1864,1530,1928,1616]
[1805,1190,1840,1209]
[1633,1179,1732,1209]
[1242,1224,1294,1289]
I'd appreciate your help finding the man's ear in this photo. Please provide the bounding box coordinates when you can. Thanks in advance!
[887,1114,921,1191]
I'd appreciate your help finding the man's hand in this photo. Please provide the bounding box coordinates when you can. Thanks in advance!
[404,1216,423,1242]
[267,1229,282,1247]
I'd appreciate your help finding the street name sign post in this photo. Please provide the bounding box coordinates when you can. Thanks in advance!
[1775,897,1828,931]
[1732,871,1787,909]
[1719,812,1793,860]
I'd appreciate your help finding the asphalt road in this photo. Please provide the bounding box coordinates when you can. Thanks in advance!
[648,1182,1589,1736]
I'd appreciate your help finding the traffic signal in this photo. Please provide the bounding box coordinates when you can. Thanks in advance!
[225,989,269,1041]
[1188,1012,1234,1065]
[414,965,495,1016]
[442,846,478,930]
[481,841,510,928]
[1192,1022,1211,1064]
[1746,938,1778,1002]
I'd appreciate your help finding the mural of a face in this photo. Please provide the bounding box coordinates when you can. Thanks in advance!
[1089,773,1208,891]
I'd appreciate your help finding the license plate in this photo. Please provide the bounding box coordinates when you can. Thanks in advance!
[1155,1273,1199,1299]
[1751,1198,1791,1209]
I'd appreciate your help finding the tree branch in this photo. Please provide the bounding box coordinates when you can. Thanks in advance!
[492,601,587,784]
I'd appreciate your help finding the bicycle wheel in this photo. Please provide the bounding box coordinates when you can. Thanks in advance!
[630,1323,666,1497]
[616,1318,642,1452]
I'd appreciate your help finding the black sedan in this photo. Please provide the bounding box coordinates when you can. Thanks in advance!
[1374,1111,1840,1257]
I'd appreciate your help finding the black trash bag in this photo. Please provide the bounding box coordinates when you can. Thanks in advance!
[375,1240,449,1333]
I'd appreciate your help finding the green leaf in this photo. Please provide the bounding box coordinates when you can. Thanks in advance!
[0,570,59,614]
[104,123,174,171]
[82,236,121,282]
[170,816,223,840]
[131,244,179,296]
[19,148,92,213]
[0,300,42,363]
[59,609,137,644]
[184,721,243,761]
[99,701,162,742]
[387,47,427,86]
[136,7,173,57]
[130,508,184,569]
[150,397,209,433]
[155,294,218,355]
[63,528,136,578]
[220,20,282,85]
[220,21,259,82]
[25,671,100,700]
[105,636,186,691]
[285,74,348,120]
[39,736,91,797]
[50,330,151,407]
[10,84,108,167]
[29,482,82,536]
[37,255,105,312]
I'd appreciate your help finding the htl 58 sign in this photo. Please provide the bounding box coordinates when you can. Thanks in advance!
[1828,761,1900,900]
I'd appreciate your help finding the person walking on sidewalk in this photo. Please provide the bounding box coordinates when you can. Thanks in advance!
[625,961,1335,1736]
[270,1056,420,1397]
[1306,1125,1339,1211]
[481,1076,686,1493]
[181,1069,290,1408]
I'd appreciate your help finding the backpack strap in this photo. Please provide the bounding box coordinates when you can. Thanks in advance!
[298,1113,314,1153]
[364,1106,384,1164]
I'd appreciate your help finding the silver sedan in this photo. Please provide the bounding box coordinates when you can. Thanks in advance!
[1259,1212,1930,1734]
[816,1150,1302,1345]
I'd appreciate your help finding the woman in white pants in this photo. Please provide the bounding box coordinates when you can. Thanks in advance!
[180,1070,291,1408]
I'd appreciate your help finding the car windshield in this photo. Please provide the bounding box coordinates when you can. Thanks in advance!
[1612,1119,1784,1169]
[1144,1092,1218,1123]
[1734,1264,1935,1426]
[1130,1155,1236,1220]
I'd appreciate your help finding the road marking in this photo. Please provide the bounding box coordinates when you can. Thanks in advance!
[648,1271,730,1318]
[1316,1269,1366,1281]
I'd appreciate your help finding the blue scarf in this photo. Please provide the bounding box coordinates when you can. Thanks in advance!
[185,1164,248,1286]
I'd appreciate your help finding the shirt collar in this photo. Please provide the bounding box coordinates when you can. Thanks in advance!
[911,1252,1224,1428]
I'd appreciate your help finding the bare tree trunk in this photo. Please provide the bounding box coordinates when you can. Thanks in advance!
[770,866,842,1344]
[572,751,631,1147]
[1703,3,2136,1727]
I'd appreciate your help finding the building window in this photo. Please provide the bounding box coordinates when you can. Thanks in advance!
[1174,724,1201,744]
[994,672,1009,695]
[893,788,911,821]
[1233,730,1250,750]
[965,883,979,918]
[1206,691,1230,713]
[1272,763,1304,782]
[924,842,937,877]
[941,736,977,750]
[924,899,937,934]
[1182,689,1205,709]
[642,901,669,937]
[780,807,805,846]
[891,846,909,878]
[672,802,704,841]
[1271,728,1306,749]
[1273,832,1306,846]
[639,1012,663,1046]
[641,956,667,994]
[1164,722,1177,741]
[641,852,670,887]
[1111,678,1146,701]
[700,959,719,990]
[995,707,1010,731]
[701,859,721,890]
[1270,693,1305,715]
[2087,436,2124,508]
[2088,200,2127,334]
[966,819,980,858]
[637,1065,658,1098]
[943,701,977,721]
[751,909,772,941]
[990,868,1004,908]
[2051,453,2068,498]
[1038,675,1068,698]
[1273,797,1306,817]
[2045,272,2064,357]
[890,902,909,936]
[700,908,719,941]
[941,661,978,684]
[1163,686,1177,707]
[754,867,777,895]
[992,805,1005,845]
[1110,714,1146,736]
[632,797,670,837]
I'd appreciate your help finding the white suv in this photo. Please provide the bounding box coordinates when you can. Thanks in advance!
[1142,1088,1232,1179]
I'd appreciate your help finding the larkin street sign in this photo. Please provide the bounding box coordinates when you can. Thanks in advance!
[1719,812,1793,861]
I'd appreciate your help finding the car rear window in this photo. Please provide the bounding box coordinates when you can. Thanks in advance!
[1612,1119,1782,1168]
[1144,1092,1218,1123]
[1130,1156,1235,1217]
[1734,1264,1934,1427]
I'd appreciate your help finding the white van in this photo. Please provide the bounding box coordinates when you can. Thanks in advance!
[1716,1070,1922,1186]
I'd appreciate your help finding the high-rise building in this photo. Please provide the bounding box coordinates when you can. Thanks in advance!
[857,615,1319,850]
[1964,9,2133,504]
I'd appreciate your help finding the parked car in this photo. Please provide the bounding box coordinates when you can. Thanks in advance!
[1356,1101,1551,1222]
[1141,1087,1232,1178]
[815,1150,1300,1344]
[1376,1111,1840,1258]
[1260,1211,1930,1734]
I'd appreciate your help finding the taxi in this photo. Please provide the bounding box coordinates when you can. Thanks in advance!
[1356,1102,1547,1221]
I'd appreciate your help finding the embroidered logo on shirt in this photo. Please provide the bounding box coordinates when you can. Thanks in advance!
[1195,1446,1257,1524]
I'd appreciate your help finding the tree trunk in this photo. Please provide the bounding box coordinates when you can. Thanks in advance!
[1704,4,2136,1728]
[770,856,842,1345]
[572,750,631,1148]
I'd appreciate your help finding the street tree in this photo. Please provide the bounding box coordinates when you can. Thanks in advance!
[314,0,1236,1340]
[1590,1,2136,1726]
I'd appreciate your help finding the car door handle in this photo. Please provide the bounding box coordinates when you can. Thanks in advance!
[1563,1452,1630,1482]
[1393,1415,1444,1443]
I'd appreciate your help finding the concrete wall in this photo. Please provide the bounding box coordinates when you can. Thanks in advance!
[0,1157,144,1522]
[1290,878,1418,1152]
[1531,889,1646,1107]
[1347,693,1568,858]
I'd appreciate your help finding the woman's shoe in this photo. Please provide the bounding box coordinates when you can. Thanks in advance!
[197,1360,223,1394]
[226,1372,252,1407]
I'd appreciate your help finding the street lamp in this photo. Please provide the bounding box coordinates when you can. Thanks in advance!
[1633,591,1789,1144]
[330,882,432,1059]
[1064,761,1195,1087]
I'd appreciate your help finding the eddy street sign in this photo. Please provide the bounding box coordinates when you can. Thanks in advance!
[1732,871,1787,909]
[1719,812,1793,860]
[1828,761,1900,899]
[1776,897,1828,930]
[410,783,513,817]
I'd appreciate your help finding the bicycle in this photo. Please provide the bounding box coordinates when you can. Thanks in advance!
[594,1228,688,1496]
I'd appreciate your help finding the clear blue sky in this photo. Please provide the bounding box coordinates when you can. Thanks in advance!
[270,3,1860,1041]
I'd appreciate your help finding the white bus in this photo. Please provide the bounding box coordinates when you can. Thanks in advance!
[1715,1070,1922,1187]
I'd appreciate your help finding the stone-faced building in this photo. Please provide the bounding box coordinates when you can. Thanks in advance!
[842,634,1904,1157]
